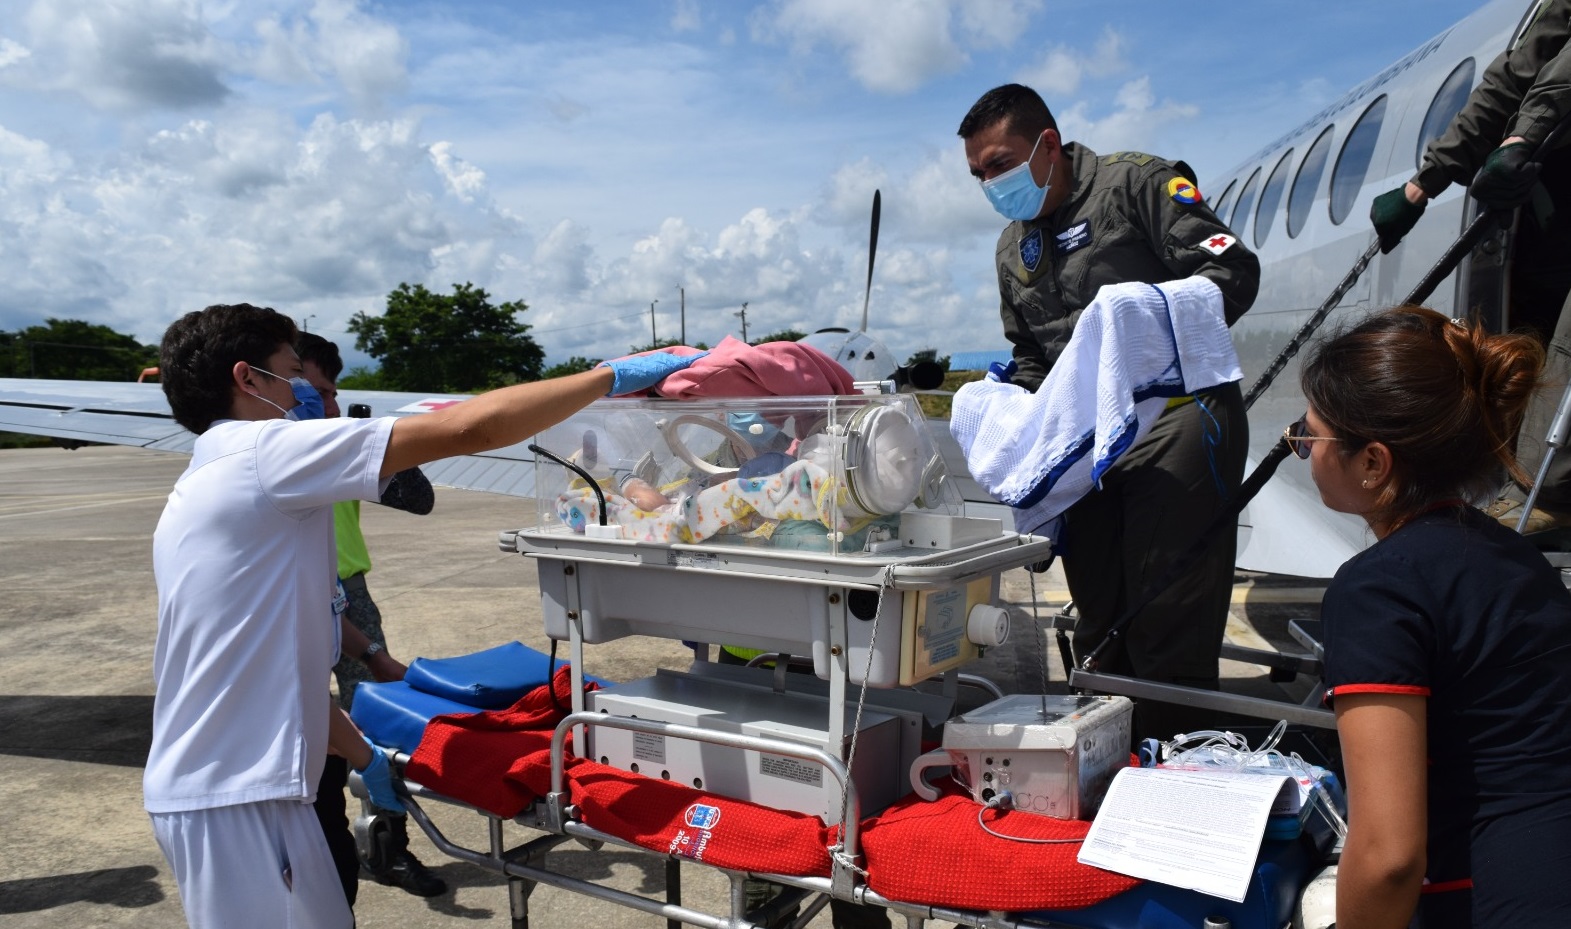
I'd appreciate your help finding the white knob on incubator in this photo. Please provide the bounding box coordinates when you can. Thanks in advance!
[966,603,1009,648]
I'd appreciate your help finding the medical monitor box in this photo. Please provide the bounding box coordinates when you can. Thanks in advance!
[526,394,955,557]
[915,695,1133,820]
[587,670,906,822]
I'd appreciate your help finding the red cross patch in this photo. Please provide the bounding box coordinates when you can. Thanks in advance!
[1197,233,1236,256]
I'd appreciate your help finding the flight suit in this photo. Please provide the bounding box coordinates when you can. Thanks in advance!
[1411,0,1570,199]
[991,142,1260,715]
[1412,0,1571,512]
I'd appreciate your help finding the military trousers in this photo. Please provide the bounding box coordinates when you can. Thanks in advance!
[1063,380,1248,688]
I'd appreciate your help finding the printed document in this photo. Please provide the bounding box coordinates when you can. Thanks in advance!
[1076,766,1294,902]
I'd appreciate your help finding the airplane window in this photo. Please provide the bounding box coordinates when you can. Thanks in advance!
[1415,58,1476,168]
[1210,179,1237,225]
[1254,149,1294,249]
[1288,125,1334,239]
[1330,94,1388,225]
[1230,168,1262,239]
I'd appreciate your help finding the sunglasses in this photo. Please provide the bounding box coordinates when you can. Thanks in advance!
[1283,415,1341,460]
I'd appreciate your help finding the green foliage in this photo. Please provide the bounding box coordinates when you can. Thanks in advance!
[336,366,390,390]
[0,318,158,381]
[347,282,545,392]
[625,338,708,355]
[541,356,602,379]
[904,347,951,371]
[752,328,806,345]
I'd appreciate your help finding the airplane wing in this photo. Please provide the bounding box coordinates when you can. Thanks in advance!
[0,377,540,498]
[0,376,1013,527]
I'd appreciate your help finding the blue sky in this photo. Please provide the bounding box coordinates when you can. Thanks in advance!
[0,0,1488,372]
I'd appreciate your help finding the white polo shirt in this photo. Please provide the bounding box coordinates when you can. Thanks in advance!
[145,416,393,813]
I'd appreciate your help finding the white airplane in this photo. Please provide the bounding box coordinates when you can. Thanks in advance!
[0,0,1550,583]
[1217,0,1551,577]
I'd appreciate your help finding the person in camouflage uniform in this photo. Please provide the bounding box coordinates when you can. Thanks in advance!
[959,83,1260,739]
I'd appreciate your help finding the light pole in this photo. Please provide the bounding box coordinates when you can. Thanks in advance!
[677,286,686,345]
[649,299,659,346]
[303,314,316,333]
[735,302,749,343]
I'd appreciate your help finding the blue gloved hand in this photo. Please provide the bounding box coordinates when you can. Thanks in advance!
[986,359,1018,384]
[599,351,708,396]
[355,737,405,812]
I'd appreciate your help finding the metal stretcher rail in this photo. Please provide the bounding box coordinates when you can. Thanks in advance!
[546,710,862,860]
[396,785,1091,929]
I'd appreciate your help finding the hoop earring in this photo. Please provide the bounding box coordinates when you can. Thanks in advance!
[1361,479,1369,488]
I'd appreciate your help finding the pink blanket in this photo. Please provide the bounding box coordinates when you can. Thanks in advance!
[611,336,854,398]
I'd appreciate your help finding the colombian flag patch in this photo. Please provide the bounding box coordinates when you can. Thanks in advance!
[1167,177,1202,204]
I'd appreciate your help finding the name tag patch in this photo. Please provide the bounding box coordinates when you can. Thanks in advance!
[1055,221,1091,255]
[1019,227,1044,273]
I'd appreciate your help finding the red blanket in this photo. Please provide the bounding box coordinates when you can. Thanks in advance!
[860,789,1140,911]
[406,674,1139,907]
[404,666,586,817]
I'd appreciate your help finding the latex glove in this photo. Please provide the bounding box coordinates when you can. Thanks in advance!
[1370,185,1425,254]
[1470,141,1538,207]
[354,737,405,812]
[599,350,708,396]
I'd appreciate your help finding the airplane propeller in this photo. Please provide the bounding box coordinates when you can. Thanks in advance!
[860,189,880,333]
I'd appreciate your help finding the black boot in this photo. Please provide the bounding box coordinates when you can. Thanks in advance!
[361,813,448,897]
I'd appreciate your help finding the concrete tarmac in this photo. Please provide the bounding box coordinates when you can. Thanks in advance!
[0,444,1325,928]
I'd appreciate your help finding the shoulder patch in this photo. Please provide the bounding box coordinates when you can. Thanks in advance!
[1196,233,1236,255]
[1167,176,1202,204]
[1019,227,1044,274]
[1102,151,1156,168]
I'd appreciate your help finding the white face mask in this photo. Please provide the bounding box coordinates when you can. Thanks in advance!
[981,132,1054,221]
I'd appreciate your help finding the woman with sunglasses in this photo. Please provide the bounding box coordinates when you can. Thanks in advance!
[1295,305,1571,928]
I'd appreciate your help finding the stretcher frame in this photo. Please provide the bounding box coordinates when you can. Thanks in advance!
[371,526,1117,928]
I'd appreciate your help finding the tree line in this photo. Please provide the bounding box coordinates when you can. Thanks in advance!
[4,283,947,392]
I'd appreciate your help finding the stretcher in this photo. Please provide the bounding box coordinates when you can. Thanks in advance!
[349,395,1337,928]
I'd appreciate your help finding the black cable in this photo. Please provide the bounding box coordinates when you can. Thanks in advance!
[527,442,596,713]
[528,443,607,526]
[1080,437,1295,671]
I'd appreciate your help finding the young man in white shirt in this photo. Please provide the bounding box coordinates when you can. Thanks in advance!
[146,302,696,929]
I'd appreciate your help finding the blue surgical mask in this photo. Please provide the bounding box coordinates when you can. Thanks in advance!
[252,366,326,421]
[981,133,1054,221]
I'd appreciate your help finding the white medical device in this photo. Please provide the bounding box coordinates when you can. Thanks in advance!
[911,694,1133,820]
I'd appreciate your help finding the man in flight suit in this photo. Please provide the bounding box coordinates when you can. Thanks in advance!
[958,84,1260,737]
[1372,0,1571,532]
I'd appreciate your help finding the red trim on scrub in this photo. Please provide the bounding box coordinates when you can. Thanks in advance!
[1421,877,1473,894]
[1329,683,1432,699]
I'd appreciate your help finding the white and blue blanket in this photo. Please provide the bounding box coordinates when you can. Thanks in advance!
[950,276,1241,536]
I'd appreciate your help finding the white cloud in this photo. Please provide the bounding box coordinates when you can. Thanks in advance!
[0,37,32,69]
[1017,26,1128,98]
[248,0,407,109]
[1056,76,1200,156]
[672,0,702,33]
[757,0,1041,93]
[0,104,525,342]
[429,140,486,202]
[18,0,228,110]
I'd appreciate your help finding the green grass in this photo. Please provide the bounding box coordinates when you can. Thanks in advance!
[915,370,987,419]
[0,432,56,449]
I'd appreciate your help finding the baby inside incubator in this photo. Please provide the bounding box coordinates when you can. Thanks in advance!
[553,407,932,551]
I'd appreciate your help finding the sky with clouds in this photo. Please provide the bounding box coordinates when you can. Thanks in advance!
[0,0,1487,372]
